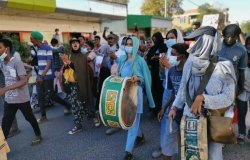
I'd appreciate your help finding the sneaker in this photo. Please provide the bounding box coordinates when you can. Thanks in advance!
[152,148,162,158]
[247,130,250,140]
[237,134,245,145]
[123,152,134,160]
[37,116,48,124]
[68,126,82,135]
[93,118,101,127]
[105,128,120,135]
[135,134,145,148]
[93,111,101,127]
[64,108,71,115]
[8,129,21,138]
[31,135,42,145]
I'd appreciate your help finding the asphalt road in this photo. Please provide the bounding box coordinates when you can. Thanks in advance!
[0,102,250,160]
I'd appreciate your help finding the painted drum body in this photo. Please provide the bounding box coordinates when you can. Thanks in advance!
[99,76,138,130]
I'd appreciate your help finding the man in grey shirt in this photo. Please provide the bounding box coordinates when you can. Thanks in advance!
[0,39,42,145]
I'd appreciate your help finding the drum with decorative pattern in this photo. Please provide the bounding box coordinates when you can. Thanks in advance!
[99,76,138,130]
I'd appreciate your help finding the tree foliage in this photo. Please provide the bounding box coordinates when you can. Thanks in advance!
[140,0,184,17]
[197,3,220,22]
[2,33,31,62]
[241,21,250,34]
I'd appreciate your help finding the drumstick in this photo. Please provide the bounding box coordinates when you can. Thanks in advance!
[169,117,173,133]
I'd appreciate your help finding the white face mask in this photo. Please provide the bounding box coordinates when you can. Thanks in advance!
[168,55,180,66]
[0,50,7,62]
[81,47,88,54]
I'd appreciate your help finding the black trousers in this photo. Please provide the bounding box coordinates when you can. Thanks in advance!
[2,101,41,139]
[37,79,70,117]
[95,67,111,111]
[236,99,248,135]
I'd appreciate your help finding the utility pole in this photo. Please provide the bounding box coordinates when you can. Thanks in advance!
[164,0,167,17]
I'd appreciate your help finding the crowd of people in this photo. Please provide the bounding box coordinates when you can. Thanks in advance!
[0,22,250,160]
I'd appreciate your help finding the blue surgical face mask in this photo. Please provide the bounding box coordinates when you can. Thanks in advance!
[81,47,88,54]
[0,50,7,62]
[125,46,133,55]
[165,39,177,48]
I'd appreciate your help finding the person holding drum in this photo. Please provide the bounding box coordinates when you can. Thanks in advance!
[115,36,155,160]
[168,26,236,160]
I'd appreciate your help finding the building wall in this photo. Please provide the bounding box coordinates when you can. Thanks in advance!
[101,19,127,36]
[0,11,100,42]
[172,9,199,29]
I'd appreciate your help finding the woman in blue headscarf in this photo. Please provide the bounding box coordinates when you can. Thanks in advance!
[116,36,155,160]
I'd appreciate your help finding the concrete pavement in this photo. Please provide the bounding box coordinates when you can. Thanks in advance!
[0,104,250,160]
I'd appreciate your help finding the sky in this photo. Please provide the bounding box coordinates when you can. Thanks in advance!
[128,0,250,23]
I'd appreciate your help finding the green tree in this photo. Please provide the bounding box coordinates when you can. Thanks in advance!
[2,33,31,62]
[241,21,250,34]
[197,3,220,22]
[140,0,184,17]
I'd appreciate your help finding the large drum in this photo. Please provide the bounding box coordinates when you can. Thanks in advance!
[99,76,138,129]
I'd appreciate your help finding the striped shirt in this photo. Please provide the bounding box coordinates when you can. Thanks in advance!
[37,44,54,80]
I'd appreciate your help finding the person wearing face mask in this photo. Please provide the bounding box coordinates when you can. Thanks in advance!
[152,29,184,158]
[169,26,236,160]
[236,36,250,144]
[219,24,248,95]
[116,36,155,160]
[102,36,129,134]
[146,32,167,117]
[0,38,42,145]
[79,35,87,54]
[60,38,95,134]
[157,43,189,160]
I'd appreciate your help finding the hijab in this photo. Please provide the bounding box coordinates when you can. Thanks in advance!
[115,36,127,58]
[70,49,94,116]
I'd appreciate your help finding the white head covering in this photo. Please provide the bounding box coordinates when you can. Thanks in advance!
[115,36,127,58]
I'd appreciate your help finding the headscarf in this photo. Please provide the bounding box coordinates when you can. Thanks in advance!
[115,36,127,58]
[70,47,94,116]
[186,26,221,75]
[152,32,167,53]
[166,29,184,58]
[117,36,155,108]
[185,26,221,103]
[164,29,184,89]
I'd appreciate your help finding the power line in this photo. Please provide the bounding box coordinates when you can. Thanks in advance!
[186,0,200,7]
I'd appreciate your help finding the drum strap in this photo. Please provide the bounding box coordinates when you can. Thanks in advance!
[186,57,217,108]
